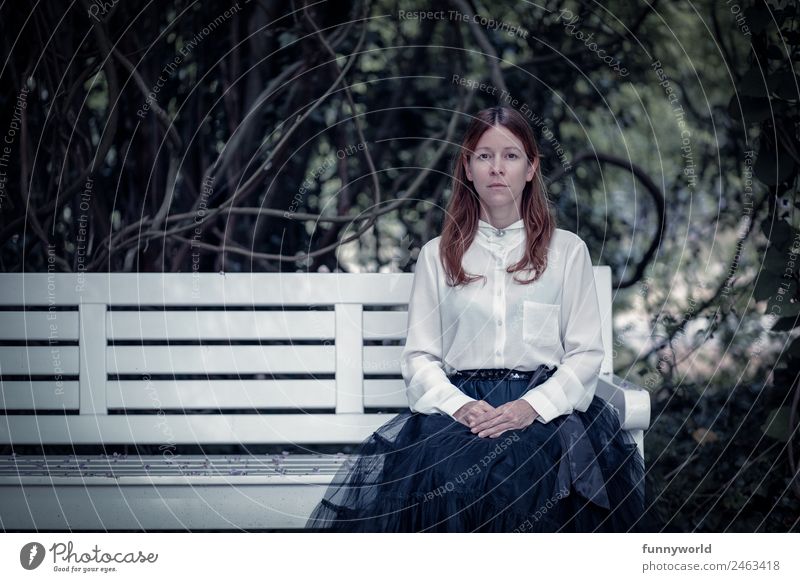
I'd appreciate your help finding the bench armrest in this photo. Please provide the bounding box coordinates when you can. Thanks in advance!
[595,373,651,431]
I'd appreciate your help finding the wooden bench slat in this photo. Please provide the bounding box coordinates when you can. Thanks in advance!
[362,345,402,374]
[362,311,408,339]
[107,311,335,340]
[0,346,80,375]
[0,273,414,305]
[363,379,407,408]
[107,379,336,409]
[106,345,336,375]
[0,380,80,409]
[0,311,80,340]
[0,479,330,529]
[0,413,395,444]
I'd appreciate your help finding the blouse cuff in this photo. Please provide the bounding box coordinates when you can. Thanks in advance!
[410,383,476,420]
[520,390,561,424]
[439,390,478,420]
[519,364,596,423]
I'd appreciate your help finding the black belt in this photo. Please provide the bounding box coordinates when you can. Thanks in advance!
[449,365,556,381]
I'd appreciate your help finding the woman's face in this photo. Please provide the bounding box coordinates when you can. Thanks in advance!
[462,124,537,215]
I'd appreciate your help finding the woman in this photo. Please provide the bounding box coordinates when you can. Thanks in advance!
[306,105,648,532]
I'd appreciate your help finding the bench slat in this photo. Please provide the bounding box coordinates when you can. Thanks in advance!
[107,311,335,340]
[362,311,407,339]
[363,379,407,408]
[0,380,80,410]
[0,273,414,305]
[0,311,79,340]
[106,345,336,375]
[362,345,402,374]
[0,413,393,444]
[0,346,80,375]
[0,478,328,529]
[107,379,336,409]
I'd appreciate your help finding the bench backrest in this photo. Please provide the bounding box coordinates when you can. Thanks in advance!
[0,268,612,446]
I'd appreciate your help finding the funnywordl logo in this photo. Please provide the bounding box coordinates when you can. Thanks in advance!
[19,542,46,570]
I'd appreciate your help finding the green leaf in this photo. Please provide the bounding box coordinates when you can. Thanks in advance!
[728,95,771,125]
[761,407,793,442]
[765,243,789,272]
[754,270,780,301]
[768,70,800,100]
[754,143,796,186]
[766,45,784,60]
[771,315,800,332]
[744,7,771,35]
[739,69,770,98]
[788,336,800,357]
[760,219,793,250]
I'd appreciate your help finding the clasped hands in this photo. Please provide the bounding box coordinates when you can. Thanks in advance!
[452,399,539,438]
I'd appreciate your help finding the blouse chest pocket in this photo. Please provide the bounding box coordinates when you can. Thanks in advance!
[522,300,561,348]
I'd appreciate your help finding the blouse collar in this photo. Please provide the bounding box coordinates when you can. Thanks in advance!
[477,218,525,234]
[476,218,525,250]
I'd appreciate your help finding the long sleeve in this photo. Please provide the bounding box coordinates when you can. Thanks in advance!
[401,242,477,419]
[520,240,605,423]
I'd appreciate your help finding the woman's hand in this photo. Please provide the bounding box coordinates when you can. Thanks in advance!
[469,400,539,438]
[452,400,497,428]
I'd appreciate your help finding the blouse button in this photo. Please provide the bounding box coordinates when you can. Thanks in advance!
[497,320,502,326]
[495,350,501,356]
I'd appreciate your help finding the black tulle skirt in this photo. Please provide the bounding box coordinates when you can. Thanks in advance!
[306,365,649,532]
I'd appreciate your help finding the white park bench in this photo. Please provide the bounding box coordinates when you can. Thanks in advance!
[0,268,650,531]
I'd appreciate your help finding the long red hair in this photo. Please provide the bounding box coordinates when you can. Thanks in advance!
[440,106,556,287]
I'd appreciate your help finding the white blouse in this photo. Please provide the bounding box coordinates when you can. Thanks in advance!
[400,219,605,424]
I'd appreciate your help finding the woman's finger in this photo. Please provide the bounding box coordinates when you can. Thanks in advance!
[470,407,501,426]
[480,422,513,438]
[472,412,508,433]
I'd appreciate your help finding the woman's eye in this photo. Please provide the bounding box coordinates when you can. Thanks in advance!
[476,152,519,160]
